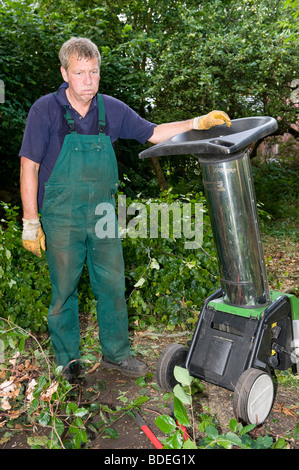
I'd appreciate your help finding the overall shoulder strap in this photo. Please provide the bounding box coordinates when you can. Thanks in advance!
[63,106,76,133]
[53,91,76,133]
[54,92,105,134]
[97,94,106,133]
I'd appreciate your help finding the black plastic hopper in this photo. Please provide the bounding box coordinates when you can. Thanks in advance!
[139,116,278,162]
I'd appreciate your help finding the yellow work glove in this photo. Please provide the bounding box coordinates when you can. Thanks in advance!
[193,111,231,130]
[22,218,46,258]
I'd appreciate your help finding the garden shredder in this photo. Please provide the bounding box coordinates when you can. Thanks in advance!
[139,116,299,425]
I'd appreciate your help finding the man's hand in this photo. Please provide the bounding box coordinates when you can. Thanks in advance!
[22,218,46,258]
[193,111,231,130]
[148,110,231,144]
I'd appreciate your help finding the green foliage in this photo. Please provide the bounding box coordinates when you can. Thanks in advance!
[0,317,151,449]
[0,193,218,334]
[0,203,50,332]
[155,366,290,450]
[120,190,219,329]
[147,0,298,127]
[252,159,299,219]
[0,0,298,187]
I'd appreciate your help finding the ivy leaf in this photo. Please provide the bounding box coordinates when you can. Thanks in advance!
[105,427,120,439]
[183,438,197,449]
[173,366,191,386]
[256,435,273,449]
[150,258,160,270]
[74,407,89,418]
[205,424,219,440]
[173,396,190,427]
[155,415,176,434]
[173,384,191,405]
[38,410,51,426]
[217,432,244,449]
[134,277,145,288]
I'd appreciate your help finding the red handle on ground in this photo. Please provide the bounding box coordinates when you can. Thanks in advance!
[140,423,164,449]
[177,421,189,441]
[133,411,163,449]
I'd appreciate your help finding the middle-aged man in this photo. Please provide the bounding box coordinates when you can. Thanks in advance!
[19,37,231,382]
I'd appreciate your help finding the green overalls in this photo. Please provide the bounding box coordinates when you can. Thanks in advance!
[41,94,131,368]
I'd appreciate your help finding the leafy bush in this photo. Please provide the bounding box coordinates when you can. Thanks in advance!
[0,203,50,332]
[121,190,219,329]
[252,159,299,219]
[0,191,219,334]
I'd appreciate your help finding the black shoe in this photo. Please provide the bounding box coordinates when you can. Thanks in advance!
[101,356,148,377]
[63,362,84,384]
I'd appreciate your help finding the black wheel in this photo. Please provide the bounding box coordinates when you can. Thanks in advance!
[233,368,274,425]
[156,343,189,392]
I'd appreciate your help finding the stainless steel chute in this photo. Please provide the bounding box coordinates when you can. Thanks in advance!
[139,116,278,307]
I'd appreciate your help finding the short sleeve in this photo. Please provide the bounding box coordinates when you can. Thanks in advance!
[19,98,50,163]
[102,95,156,144]
[119,105,156,143]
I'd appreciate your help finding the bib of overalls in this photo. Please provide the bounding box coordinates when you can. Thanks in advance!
[42,94,119,243]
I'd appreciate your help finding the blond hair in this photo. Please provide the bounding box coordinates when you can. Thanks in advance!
[59,37,101,70]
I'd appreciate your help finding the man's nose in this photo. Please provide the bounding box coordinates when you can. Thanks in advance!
[84,73,93,84]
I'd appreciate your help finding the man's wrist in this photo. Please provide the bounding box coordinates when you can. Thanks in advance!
[22,218,41,240]
[193,116,204,129]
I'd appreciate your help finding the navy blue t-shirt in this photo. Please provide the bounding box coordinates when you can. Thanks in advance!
[19,83,156,208]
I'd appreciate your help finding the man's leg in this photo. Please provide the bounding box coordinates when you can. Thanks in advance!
[46,239,86,369]
[86,232,148,377]
[86,233,130,362]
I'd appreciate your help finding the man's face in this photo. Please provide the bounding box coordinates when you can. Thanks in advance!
[61,55,100,105]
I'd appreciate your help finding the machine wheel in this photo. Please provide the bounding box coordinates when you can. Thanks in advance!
[233,368,274,425]
[156,343,189,392]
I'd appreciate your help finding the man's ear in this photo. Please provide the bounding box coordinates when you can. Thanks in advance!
[61,66,68,83]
